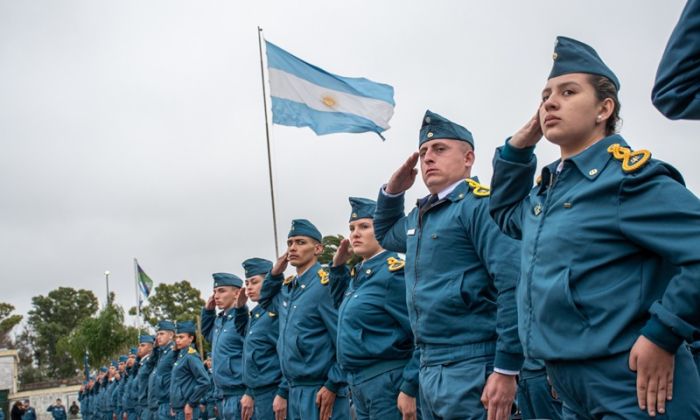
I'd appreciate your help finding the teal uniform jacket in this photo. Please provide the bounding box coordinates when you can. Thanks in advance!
[201,305,249,396]
[135,353,155,410]
[46,405,66,420]
[374,179,523,371]
[259,263,347,392]
[169,346,210,410]
[241,301,288,399]
[490,134,700,360]
[329,250,419,396]
[122,365,138,412]
[148,343,177,409]
[652,0,700,120]
[113,376,125,414]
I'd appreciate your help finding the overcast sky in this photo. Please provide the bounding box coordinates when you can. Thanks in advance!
[1,1,697,326]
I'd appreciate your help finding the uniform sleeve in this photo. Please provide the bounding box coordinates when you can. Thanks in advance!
[200,308,216,343]
[382,269,419,397]
[186,356,212,407]
[374,187,409,253]
[259,272,284,308]
[276,376,289,399]
[329,264,351,308]
[652,0,700,120]
[317,287,347,393]
[489,141,538,240]
[618,165,700,352]
[233,307,249,337]
[468,197,524,372]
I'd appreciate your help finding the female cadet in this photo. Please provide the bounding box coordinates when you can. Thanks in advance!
[489,36,700,418]
[330,197,419,420]
[169,321,210,420]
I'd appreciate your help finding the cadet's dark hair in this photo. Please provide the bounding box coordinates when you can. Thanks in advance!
[588,75,621,136]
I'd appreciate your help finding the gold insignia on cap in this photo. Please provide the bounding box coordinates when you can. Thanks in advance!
[607,143,651,173]
[427,132,434,138]
[552,52,558,61]
[351,212,358,218]
[589,169,598,176]
[465,178,490,197]
[387,257,405,272]
[318,269,329,285]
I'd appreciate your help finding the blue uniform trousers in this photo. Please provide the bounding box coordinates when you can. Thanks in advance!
[547,346,700,419]
[350,367,414,420]
[287,385,349,420]
[157,403,174,420]
[250,387,279,420]
[517,370,562,420]
[419,355,493,420]
[217,393,244,420]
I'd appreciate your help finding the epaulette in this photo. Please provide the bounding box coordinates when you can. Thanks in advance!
[387,257,405,272]
[283,275,294,286]
[465,178,490,197]
[607,143,651,173]
[187,347,197,355]
[318,268,329,285]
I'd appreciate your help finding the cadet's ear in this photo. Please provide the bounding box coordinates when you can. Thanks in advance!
[314,242,324,255]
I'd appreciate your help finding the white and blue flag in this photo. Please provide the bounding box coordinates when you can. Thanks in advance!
[265,41,395,139]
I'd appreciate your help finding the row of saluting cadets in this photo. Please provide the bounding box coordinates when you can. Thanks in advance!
[78,4,700,420]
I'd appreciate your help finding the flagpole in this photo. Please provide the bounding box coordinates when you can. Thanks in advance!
[133,258,141,332]
[257,26,280,258]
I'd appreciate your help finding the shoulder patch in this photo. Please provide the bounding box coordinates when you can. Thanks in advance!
[283,275,294,286]
[607,143,651,173]
[318,269,329,285]
[465,178,490,197]
[387,256,405,272]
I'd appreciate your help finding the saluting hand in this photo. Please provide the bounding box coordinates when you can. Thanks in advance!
[396,392,417,420]
[629,335,675,417]
[480,372,516,420]
[235,288,248,309]
[386,152,419,195]
[272,395,287,420]
[240,394,254,420]
[315,386,336,420]
[271,252,289,277]
[332,239,352,268]
[205,294,216,311]
[509,111,543,149]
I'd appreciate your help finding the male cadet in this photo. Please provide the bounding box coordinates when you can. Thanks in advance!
[121,348,139,420]
[46,399,67,420]
[259,219,349,420]
[374,110,522,420]
[148,321,178,420]
[201,273,249,420]
[170,321,210,420]
[114,356,129,419]
[105,362,119,420]
[135,335,156,420]
[239,258,287,420]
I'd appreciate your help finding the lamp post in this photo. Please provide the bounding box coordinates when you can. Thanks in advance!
[105,270,111,305]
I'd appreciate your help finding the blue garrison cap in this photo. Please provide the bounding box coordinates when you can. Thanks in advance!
[118,355,128,363]
[419,110,474,148]
[139,334,154,344]
[349,197,376,222]
[176,320,196,335]
[156,320,176,332]
[549,36,620,90]
[99,367,108,373]
[129,347,137,355]
[110,360,119,368]
[288,219,322,242]
[212,272,243,288]
[242,258,273,279]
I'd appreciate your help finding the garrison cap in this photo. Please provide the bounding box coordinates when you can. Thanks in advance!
[549,36,620,90]
[139,334,155,344]
[242,258,273,279]
[212,272,243,288]
[349,197,376,222]
[111,360,119,368]
[129,347,137,355]
[100,367,108,373]
[118,355,128,363]
[419,110,474,148]
[156,320,176,332]
[288,219,322,243]
[176,320,196,335]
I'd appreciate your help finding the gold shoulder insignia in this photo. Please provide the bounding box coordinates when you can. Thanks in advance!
[607,143,651,173]
[350,266,356,277]
[535,175,542,186]
[268,311,277,317]
[318,269,329,285]
[387,257,405,272]
[465,178,490,197]
[187,347,197,355]
[283,275,294,286]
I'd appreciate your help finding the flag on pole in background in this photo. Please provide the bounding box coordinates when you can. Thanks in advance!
[136,260,154,300]
[265,40,395,139]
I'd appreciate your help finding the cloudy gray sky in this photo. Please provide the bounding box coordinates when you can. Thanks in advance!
[1,1,697,325]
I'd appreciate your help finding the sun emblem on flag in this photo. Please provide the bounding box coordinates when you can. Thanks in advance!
[321,95,337,108]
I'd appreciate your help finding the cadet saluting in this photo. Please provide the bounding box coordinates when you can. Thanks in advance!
[169,321,210,420]
[330,197,419,420]
[148,321,178,420]
[374,111,522,420]
[259,219,349,420]
[490,36,700,418]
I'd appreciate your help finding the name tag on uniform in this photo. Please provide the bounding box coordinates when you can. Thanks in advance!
[407,228,416,236]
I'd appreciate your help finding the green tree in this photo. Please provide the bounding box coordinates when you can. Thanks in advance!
[59,295,139,370]
[27,287,99,378]
[132,281,205,328]
[15,325,47,385]
[0,302,22,348]
[319,234,362,267]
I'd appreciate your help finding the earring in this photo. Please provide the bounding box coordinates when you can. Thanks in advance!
[596,115,602,123]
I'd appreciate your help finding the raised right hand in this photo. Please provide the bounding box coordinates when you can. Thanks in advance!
[509,111,543,149]
[332,239,352,268]
[271,252,289,276]
[205,293,216,310]
[386,152,419,195]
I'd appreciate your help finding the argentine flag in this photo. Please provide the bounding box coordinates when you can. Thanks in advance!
[265,41,395,138]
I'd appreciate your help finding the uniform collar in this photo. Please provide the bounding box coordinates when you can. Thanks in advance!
[358,250,390,272]
[250,305,266,318]
[295,261,321,288]
[417,177,473,208]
